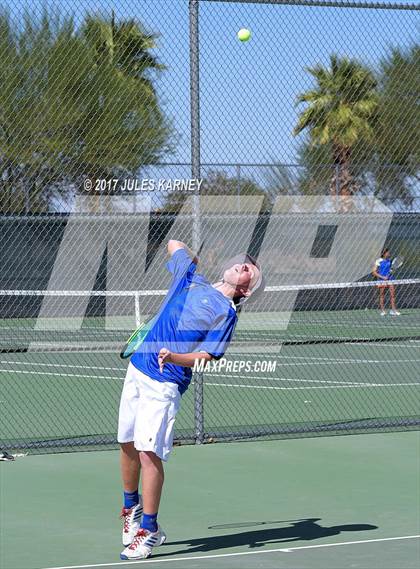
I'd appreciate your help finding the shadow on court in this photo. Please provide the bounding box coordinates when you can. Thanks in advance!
[155,518,378,557]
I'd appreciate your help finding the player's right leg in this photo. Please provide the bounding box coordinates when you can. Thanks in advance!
[120,443,143,546]
[120,371,180,560]
[118,363,143,546]
[120,451,167,560]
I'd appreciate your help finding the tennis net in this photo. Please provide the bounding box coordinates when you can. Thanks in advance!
[0,278,419,452]
[1,279,419,353]
[236,278,420,346]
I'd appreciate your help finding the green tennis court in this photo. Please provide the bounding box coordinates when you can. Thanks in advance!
[1,324,419,451]
[1,0,419,567]
[1,432,419,569]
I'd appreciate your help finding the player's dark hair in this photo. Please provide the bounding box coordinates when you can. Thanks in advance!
[381,247,389,257]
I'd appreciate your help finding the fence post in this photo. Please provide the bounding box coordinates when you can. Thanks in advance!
[335,163,340,198]
[189,0,201,253]
[134,292,141,328]
[237,164,241,213]
[194,371,205,444]
[189,0,204,444]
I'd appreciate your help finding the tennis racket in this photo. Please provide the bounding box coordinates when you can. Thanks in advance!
[391,255,404,271]
[120,315,157,359]
[120,241,206,360]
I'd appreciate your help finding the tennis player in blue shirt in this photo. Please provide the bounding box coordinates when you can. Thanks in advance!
[372,248,400,316]
[118,239,263,560]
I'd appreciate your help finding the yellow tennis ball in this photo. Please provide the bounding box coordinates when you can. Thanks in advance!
[237,28,251,42]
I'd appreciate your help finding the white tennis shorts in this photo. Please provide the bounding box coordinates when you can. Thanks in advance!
[117,363,181,461]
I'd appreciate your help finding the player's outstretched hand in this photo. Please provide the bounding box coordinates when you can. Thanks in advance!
[158,348,172,373]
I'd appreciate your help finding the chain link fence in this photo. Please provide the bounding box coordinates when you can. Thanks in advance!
[0,0,419,452]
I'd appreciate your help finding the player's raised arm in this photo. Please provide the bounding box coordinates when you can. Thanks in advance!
[167,239,200,264]
[167,239,185,256]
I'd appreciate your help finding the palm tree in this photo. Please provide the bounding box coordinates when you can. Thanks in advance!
[374,46,420,208]
[0,10,173,213]
[294,55,378,208]
[82,13,165,82]
[79,14,172,211]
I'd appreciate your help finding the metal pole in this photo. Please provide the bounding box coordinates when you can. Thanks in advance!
[335,163,340,211]
[134,292,141,328]
[189,0,204,445]
[193,371,205,444]
[200,0,420,11]
[25,186,30,214]
[236,164,241,214]
[189,0,201,253]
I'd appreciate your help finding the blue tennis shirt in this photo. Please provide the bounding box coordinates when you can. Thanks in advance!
[375,257,393,279]
[130,248,238,394]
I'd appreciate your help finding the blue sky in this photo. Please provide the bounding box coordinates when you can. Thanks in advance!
[8,0,420,173]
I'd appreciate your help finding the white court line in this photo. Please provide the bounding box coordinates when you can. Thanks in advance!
[0,367,348,388]
[205,382,420,391]
[0,361,369,386]
[276,358,420,366]
[346,342,420,348]
[241,317,420,327]
[2,356,420,388]
[208,374,375,386]
[1,369,419,390]
[0,368,122,381]
[1,357,419,376]
[39,534,420,569]
[272,334,419,341]
[245,322,420,330]
[3,355,420,378]
[205,371,419,387]
[278,355,420,364]
[0,365,343,386]
[0,359,124,373]
[281,341,420,348]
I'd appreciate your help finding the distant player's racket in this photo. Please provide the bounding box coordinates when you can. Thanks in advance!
[391,255,404,270]
[120,241,206,359]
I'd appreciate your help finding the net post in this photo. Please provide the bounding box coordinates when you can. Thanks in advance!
[134,292,141,328]
[194,371,205,444]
